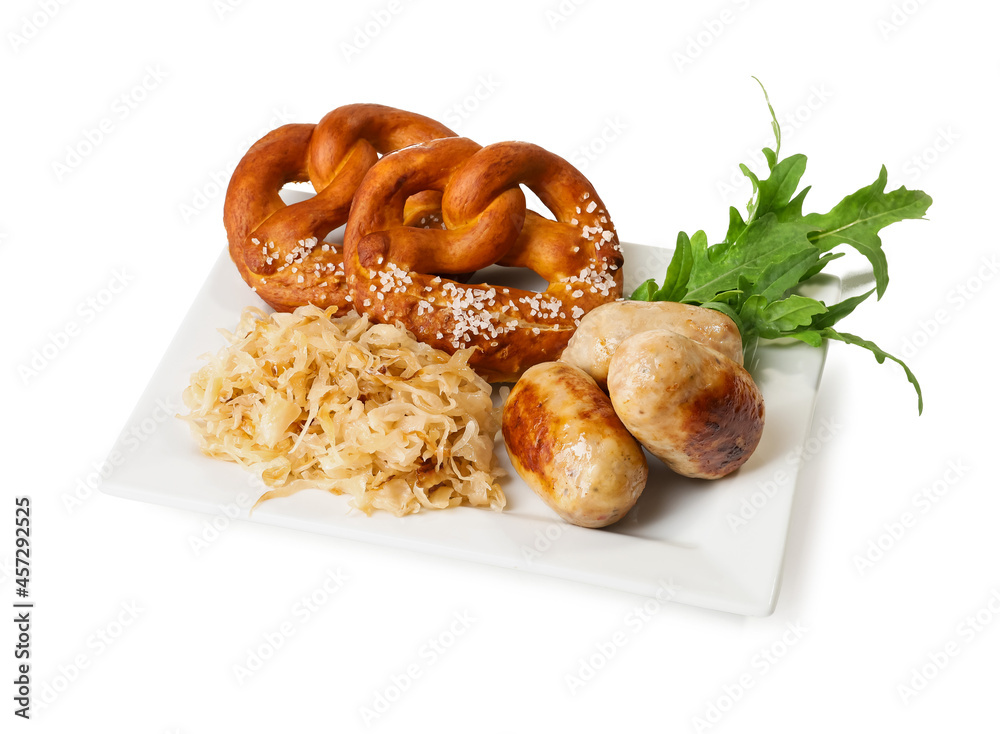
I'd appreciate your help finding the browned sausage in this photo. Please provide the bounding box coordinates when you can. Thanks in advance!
[502,362,648,528]
[560,300,744,390]
[607,329,764,479]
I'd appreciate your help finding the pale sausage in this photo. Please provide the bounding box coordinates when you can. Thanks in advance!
[560,300,743,390]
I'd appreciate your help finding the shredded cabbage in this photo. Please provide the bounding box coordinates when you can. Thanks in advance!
[180,306,505,516]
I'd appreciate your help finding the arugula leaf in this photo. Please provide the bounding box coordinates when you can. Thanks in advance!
[681,215,821,305]
[748,154,808,226]
[655,231,695,301]
[752,76,781,159]
[801,166,932,298]
[789,328,923,415]
[630,81,932,413]
[808,288,875,330]
[758,295,829,334]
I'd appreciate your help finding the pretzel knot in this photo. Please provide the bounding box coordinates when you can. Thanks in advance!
[343,136,624,382]
[223,104,456,313]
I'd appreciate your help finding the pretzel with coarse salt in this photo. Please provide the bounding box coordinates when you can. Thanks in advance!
[342,136,624,382]
[223,104,457,313]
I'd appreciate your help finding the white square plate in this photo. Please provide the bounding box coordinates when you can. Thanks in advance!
[102,240,834,616]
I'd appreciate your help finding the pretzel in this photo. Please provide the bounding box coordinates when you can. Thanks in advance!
[342,136,624,382]
[223,104,457,313]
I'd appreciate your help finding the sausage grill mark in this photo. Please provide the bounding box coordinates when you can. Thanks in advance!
[681,368,764,475]
[501,381,554,475]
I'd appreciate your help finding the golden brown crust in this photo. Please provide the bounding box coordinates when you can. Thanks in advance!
[679,364,764,476]
[223,104,457,314]
[342,137,624,382]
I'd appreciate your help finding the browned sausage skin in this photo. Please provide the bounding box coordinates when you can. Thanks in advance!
[607,330,764,479]
[502,362,648,528]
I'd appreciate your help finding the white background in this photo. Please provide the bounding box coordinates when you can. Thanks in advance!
[4,0,999,731]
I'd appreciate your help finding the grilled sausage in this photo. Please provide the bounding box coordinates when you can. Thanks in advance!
[502,362,648,528]
[560,301,743,389]
[607,329,764,479]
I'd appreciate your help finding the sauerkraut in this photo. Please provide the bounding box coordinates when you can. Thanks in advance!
[180,305,505,516]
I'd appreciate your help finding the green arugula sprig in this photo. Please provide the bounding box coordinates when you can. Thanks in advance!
[631,79,932,413]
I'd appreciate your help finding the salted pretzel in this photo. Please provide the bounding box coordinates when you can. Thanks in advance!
[223,104,457,313]
[342,136,624,382]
